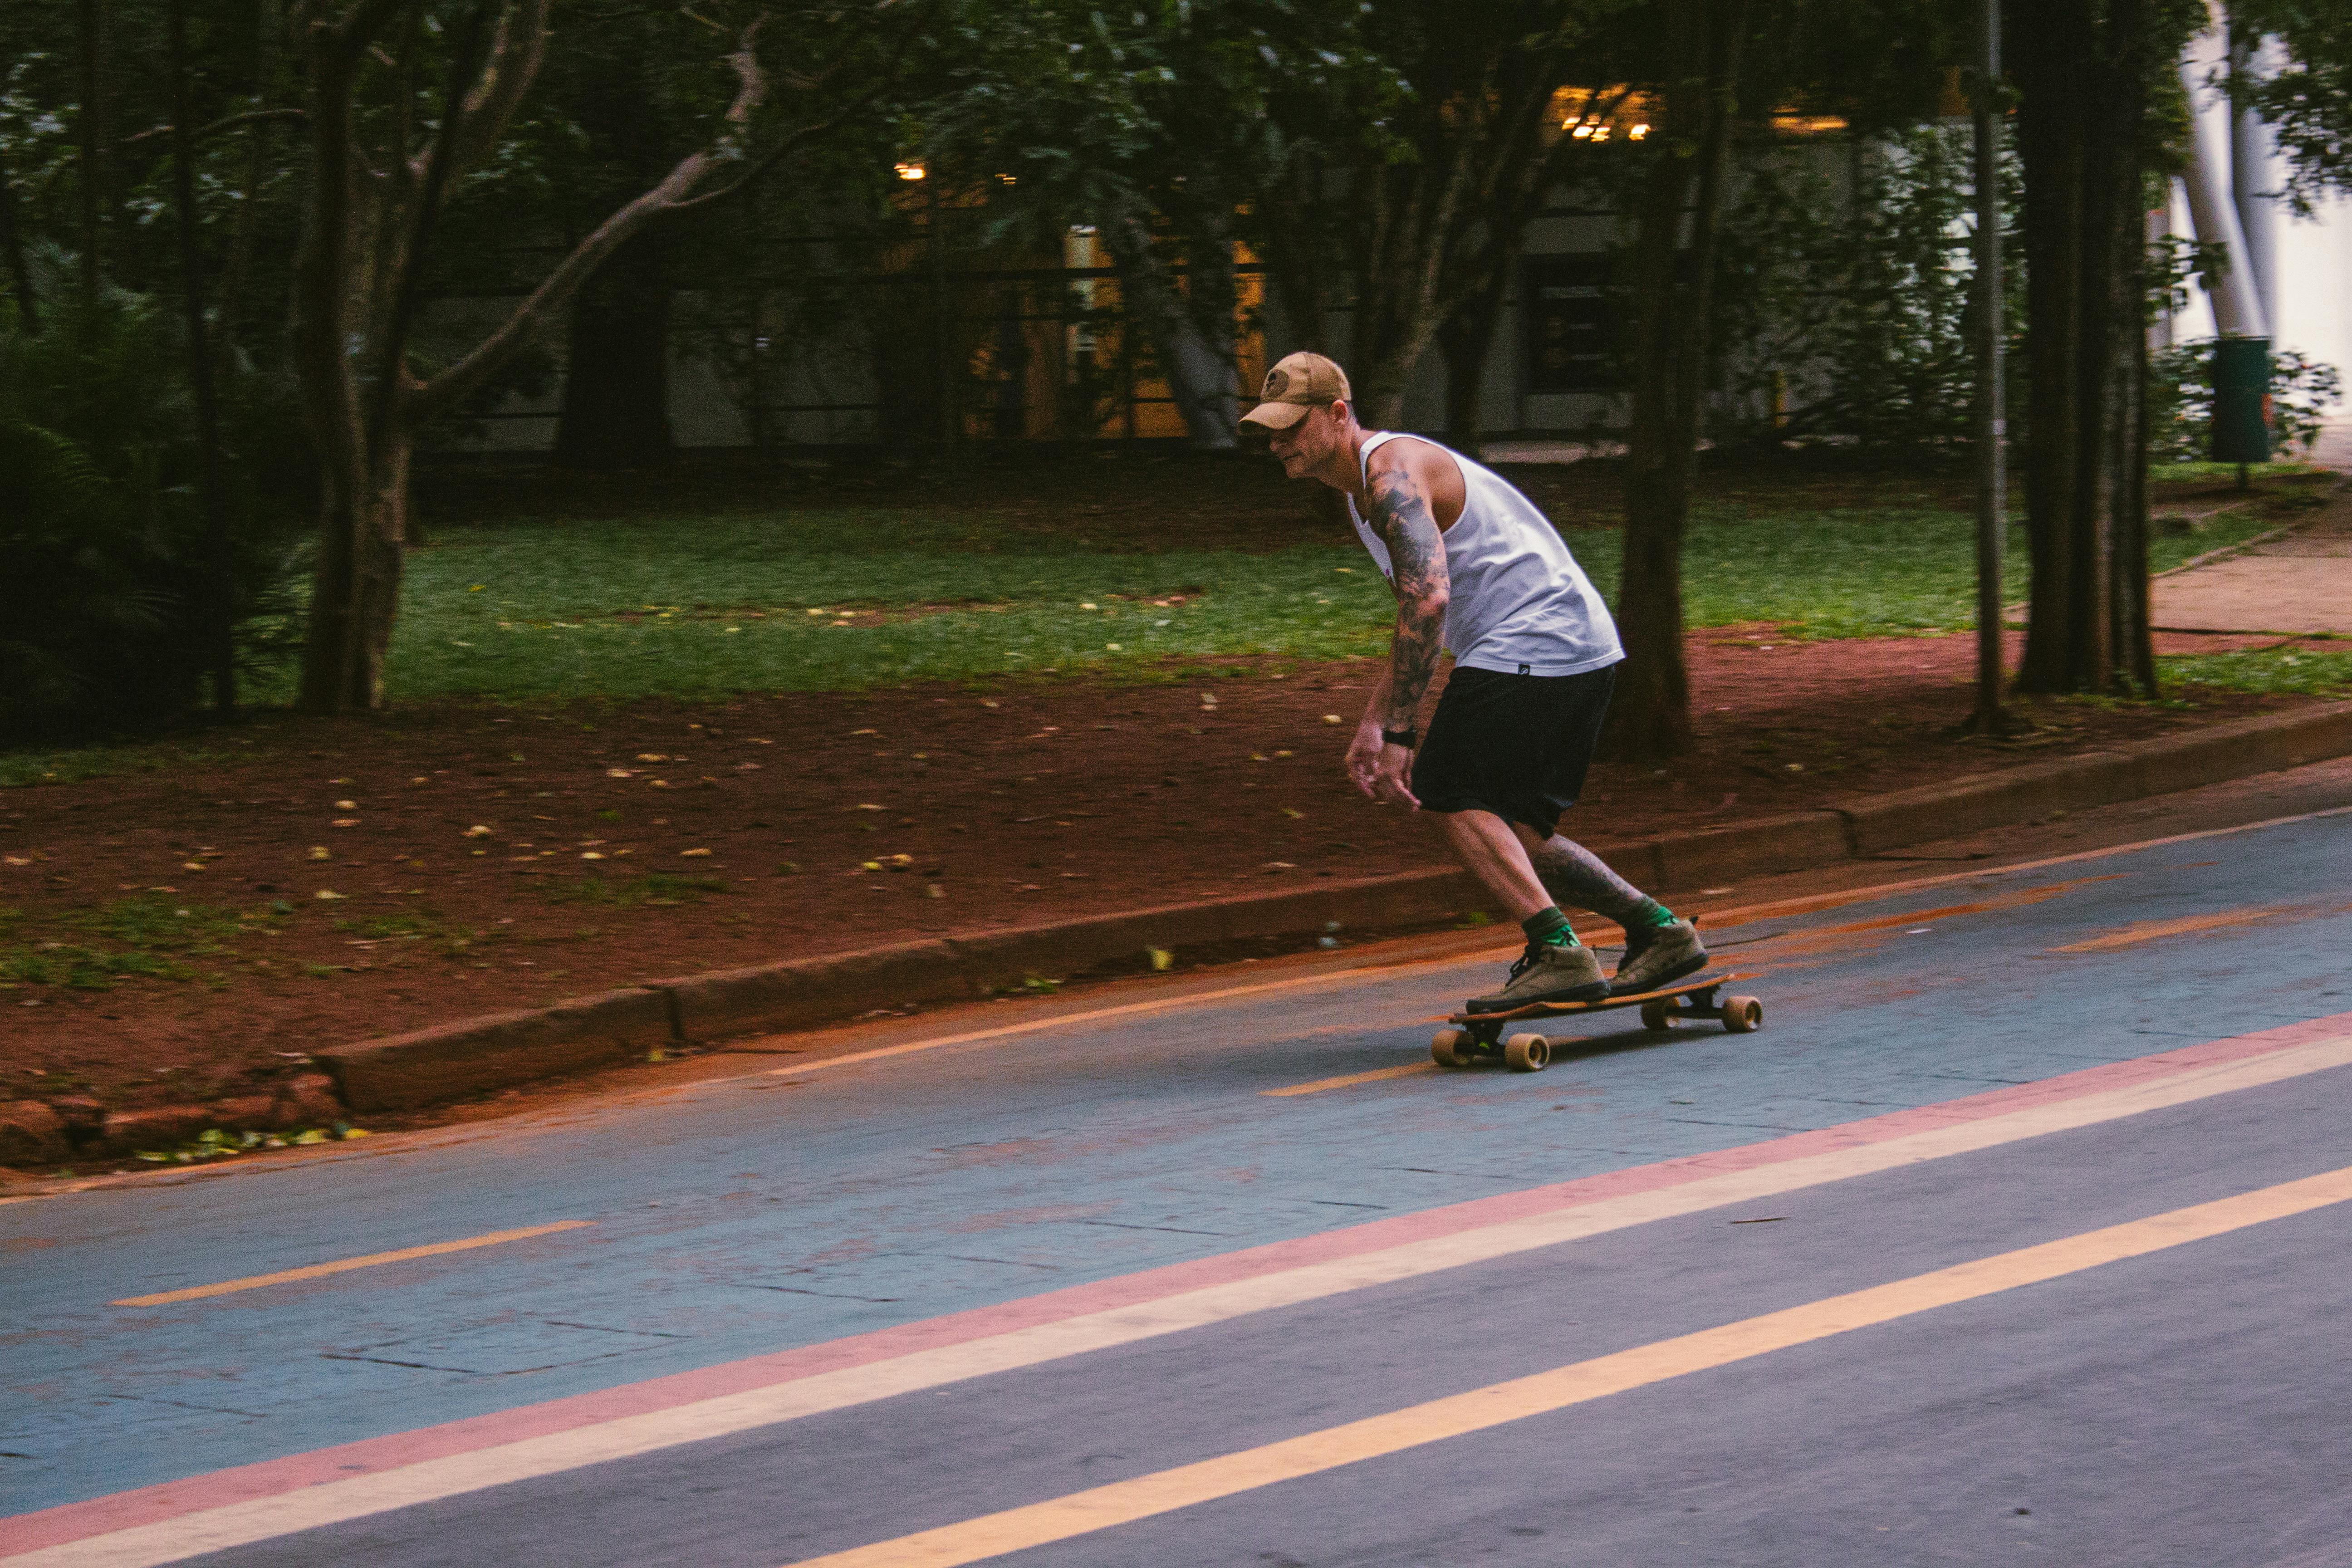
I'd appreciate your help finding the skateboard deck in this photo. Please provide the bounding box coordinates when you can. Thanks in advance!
[1434,971,1761,1073]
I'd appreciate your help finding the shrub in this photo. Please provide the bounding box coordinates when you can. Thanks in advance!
[0,292,306,738]
[2147,338,2344,464]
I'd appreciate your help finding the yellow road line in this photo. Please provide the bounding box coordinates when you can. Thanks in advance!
[787,1164,2352,1568]
[2051,906,2283,953]
[110,1221,594,1307]
[1260,1062,1439,1098]
[28,1034,2352,1568]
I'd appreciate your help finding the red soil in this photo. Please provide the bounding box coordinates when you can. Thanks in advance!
[0,627,2323,1116]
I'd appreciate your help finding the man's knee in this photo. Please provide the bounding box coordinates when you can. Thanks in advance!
[1520,826,1588,876]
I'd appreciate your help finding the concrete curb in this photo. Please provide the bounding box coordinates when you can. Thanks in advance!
[312,699,2352,1114]
[318,988,674,1116]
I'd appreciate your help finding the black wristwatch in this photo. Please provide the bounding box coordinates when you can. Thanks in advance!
[1380,726,1419,749]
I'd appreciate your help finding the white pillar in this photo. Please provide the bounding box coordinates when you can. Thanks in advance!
[2230,29,2286,332]
[2179,11,2269,338]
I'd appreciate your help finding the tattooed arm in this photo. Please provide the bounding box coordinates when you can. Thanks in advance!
[1367,465,1450,729]
[1343,457,1449,807]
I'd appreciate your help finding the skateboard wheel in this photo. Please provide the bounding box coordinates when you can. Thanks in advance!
[1503,1033,1550,1072]
[1431,1029,1472,1068]
[1639,999,1672,1032]
[1721,995,1762,1033]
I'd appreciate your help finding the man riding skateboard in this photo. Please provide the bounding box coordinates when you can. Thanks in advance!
[1242,351,1706,1011]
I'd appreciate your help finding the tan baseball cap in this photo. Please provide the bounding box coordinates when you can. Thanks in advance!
[1240,352,1350,431]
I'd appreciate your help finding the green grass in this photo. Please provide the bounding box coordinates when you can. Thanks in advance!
[2147,460,2321,485]
[324,502,2286,700]
[0,894,285,990]
[541,873,735,907]
[0,738,268,789]
[2159,646,2352,697]
[15,495,2293,755]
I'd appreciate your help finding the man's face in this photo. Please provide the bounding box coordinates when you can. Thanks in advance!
[1264,402,1343,480]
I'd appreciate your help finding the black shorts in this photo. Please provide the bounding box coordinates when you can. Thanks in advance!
[1411,663,1617,836]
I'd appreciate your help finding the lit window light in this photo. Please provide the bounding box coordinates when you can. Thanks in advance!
[1629,123,1650,139]
[1570,123,1593,139]
[895,161,926,181]
[1590,125,1612,141]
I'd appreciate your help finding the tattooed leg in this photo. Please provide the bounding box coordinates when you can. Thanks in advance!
[1523,833,1666,927]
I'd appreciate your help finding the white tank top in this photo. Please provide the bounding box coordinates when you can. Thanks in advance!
[1345,432,1622,678]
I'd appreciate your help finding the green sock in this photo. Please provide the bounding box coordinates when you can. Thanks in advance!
[1521,906,1577,947]
[1628,899,1677,931]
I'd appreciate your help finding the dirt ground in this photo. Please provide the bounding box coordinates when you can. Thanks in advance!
[3,624,2334,1117]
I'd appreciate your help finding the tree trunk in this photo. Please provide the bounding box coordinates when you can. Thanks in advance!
[1251,155,1338,357]
[1103,210,1238,450]
[551,40,676,468]
[1349,153,1471,427]
[1439,242,1514,453]
[554,228,674,469]
[1604,0,1748,762]
[2012,0,2160,696]
[287,1,880,712]
[299,436,411,713]
[213,0,281,370]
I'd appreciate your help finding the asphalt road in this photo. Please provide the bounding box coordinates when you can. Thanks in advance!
[7,760,2352,1568]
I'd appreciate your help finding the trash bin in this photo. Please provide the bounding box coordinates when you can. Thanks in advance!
[2211,336,2271,465]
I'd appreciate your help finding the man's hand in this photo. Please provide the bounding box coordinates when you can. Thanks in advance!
[1347,718,1420,808]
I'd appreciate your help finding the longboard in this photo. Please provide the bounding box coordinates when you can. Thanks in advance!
[1434,971,1761,1073]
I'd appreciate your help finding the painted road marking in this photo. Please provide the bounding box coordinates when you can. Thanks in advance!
[108,1222,594,1308]
[2052,906,2286,953]
[1261,1062,1438,1098]
[14,802,2340,1217]
[786,1163,2352,1568]
[14,1022,2350,1568]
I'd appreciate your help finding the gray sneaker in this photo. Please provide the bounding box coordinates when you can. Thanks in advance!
[1612,918,1708,995]
[1467,941,1609,1014]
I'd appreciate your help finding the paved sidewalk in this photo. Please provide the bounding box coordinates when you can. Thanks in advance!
[2153,449,2352,636]
[2307,420,2352,473]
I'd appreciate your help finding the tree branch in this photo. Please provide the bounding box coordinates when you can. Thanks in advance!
[413,20,767,418]
[667,6,927,213]
[371,0,494,463]
[120,106,308,149]
[442,0,552,180]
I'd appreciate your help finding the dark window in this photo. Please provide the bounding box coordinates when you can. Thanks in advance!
[1522,255,1618,394]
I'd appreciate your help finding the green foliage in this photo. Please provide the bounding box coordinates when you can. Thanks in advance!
[0,291,306,737]
[133,1123,371,1163]
[2232,1,2352,214]
[2146,337,2345,462]
[1714,124,2025,453]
